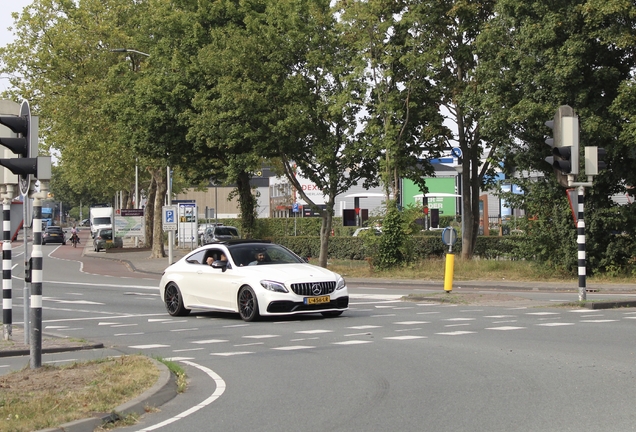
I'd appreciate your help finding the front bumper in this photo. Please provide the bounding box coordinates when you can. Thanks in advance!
[266,295,349,314]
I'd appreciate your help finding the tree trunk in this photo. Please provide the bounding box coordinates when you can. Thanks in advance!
[318,204,334,268]
[145,173,156,249]
[150,167,166,258]
[460,156,474,260]
[236,170,256,238]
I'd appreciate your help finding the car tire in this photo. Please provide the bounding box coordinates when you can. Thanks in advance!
[321,311,343,318]
[164,283,190,316]
[238,286,260,322]
[62,241,66,245]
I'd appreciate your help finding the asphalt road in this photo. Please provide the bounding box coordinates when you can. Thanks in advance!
[2,239,636,431]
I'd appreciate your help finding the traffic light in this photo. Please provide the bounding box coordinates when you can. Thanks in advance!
[0,100,50,192]
[0,100,34,194]
[545,105,579,187]
[585,146,607,175]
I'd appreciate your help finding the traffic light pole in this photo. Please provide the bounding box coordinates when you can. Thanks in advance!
[576,186,587,302]
[2,184,15,340]
[30,183,46,368]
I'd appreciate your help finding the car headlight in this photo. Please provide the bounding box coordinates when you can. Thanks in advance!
[260,280,288,293]
[336,274,346,290]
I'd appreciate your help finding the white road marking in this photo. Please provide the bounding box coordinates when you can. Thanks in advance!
[580,319,618,323]
[393,321,429,325]
[526,312,560,316]
[333,340,373,345]
[136,361,226,431]
[436,331,476,336]
[444,318,475,321]
[272,345,315,351]
[537,323,575,327]
[243,334,279,339]
[192,339,228,344]
[170,328,198,332]
[295,329,332,334]
[486,326,526,331]
[347,325,381,329]
[128,344,170,349]
[384,335,427,340]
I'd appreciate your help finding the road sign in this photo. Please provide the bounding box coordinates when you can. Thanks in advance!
[162,205,177,231]
[292,202,299,213]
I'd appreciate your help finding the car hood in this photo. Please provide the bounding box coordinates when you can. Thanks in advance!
[239,263,340,283]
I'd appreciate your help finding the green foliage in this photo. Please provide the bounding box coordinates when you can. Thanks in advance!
[370,200,406,269]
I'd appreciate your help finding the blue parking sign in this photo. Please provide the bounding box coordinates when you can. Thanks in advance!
[166,210,174,223]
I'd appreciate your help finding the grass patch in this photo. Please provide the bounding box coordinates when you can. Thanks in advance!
[321,257,633,284]
[155,356,187,393]
[0,355,160,432]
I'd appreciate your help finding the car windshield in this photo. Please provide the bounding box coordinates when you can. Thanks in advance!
[93,217,111,225]
[227,243,304,267]
[215,227,239,237]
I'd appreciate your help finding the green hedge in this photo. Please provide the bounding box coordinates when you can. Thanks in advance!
[272,235,524,260]
[202,217,522,260]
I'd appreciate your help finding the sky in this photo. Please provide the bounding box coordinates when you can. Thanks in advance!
[0,0,33,92]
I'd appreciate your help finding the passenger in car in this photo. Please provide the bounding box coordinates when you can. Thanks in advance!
[206,253,227,266]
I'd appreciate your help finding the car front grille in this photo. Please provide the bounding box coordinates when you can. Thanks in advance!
[290,281,336,296]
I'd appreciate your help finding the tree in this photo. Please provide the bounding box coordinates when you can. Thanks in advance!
[0,0,140,201]
[338,0,449,202]
[475,0,636,271]
[339,0,495,260]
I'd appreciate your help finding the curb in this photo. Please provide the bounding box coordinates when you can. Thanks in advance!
[0,342,105,358]
[36,358,178,432]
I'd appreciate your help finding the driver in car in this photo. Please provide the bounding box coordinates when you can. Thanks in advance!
[249,251,269,265]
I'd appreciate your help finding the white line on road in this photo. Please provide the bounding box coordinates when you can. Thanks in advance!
[136,361,226,432]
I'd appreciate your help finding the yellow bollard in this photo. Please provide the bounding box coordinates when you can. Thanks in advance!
[444,253,454,292]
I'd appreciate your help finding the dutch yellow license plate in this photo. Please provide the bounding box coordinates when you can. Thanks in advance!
[305,295,330,305]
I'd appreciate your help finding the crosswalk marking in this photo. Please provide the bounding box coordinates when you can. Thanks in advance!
[384,335,427,340]
[436,331,476,336]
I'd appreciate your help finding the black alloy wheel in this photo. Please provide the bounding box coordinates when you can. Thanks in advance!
[238,286,259,322]
[165,283,190,316]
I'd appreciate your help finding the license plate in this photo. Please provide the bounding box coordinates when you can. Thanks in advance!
[50,233,58,236]
[305,295,330,305]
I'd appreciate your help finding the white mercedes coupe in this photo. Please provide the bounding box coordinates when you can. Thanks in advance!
[159,240,349,321]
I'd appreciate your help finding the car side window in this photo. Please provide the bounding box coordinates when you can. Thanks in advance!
[186,250,206,264]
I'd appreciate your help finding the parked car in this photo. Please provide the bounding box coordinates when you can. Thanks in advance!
[352,227,382,237]
[93,228,123,252]
[42,226,66,245]
[159,240,349,321]
[201,224,240,244]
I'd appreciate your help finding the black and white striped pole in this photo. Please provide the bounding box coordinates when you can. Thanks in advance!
[576,186,586,301]
[30,184,44,368]
[2,184,15,340]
